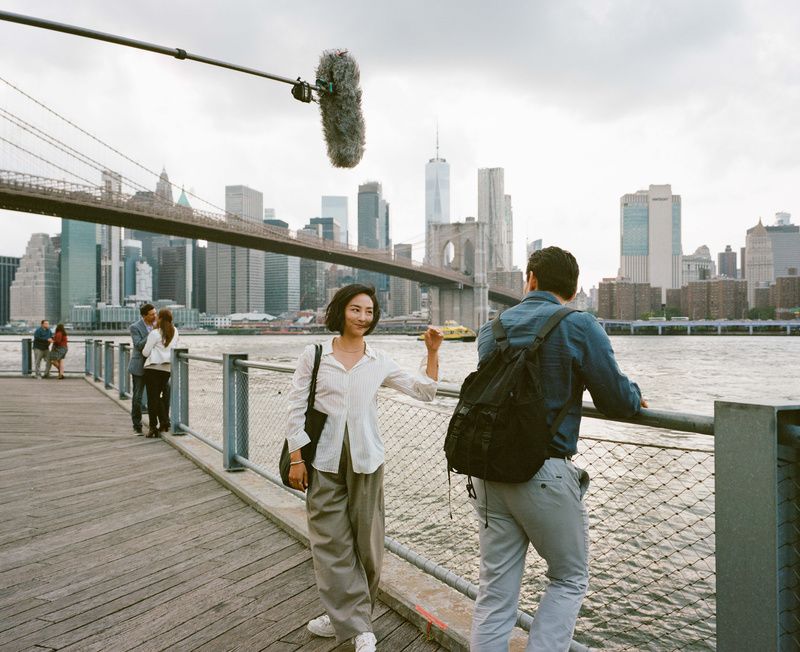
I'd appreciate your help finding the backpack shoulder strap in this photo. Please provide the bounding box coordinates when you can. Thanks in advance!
[490,311,509,352]
[528,306,576,353]
[307,344,323,410]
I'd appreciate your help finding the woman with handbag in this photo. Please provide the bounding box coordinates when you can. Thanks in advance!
[285,284,443,652]
[142,308,179,438]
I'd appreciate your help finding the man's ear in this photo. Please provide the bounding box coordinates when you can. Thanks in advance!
[526,272,538,292]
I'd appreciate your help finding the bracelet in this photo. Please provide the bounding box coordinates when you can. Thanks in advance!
[289,460,305,466]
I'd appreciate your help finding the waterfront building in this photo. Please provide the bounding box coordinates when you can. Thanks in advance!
[0,256,20,325]
[134,260,153,303]
[264,219,300,315]
[69,305,96,330]
[320,196,349,245]
[157,242,193,307]
[682,245,716,284]
[97,304,137,330]
[771,275,800,317]
[206,185,264,314]
[60,219,98,321]
[745,219,774,307]
[478,167,512,271]
[765,213,800,278]
[598,278,660,320]
[298,223,326,311]
[122,239,142,299]
[425,134,450,264]
[390,243,420,317]
[619,184,683,302]
[526,239,543,259]
[10,233,60,325]
[740,246,747,279]
[192,242,206,314]
[718,245,737,279]
[567,287,591,312]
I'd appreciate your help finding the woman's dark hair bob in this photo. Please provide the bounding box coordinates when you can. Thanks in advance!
[324,284,381,336]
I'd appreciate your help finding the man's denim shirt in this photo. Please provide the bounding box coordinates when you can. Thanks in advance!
[477,291,642,456]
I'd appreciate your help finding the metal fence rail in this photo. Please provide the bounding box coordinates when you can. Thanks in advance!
[13,338,797,650]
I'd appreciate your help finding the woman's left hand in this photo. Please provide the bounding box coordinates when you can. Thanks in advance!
[423,327,443,352]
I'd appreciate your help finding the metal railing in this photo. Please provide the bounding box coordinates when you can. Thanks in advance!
[18,337,797,649]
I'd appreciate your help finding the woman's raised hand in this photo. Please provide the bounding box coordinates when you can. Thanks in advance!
[423,326,444,352]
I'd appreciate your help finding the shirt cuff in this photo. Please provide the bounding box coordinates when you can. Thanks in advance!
[286,430,311,453]
[418,356,438,385]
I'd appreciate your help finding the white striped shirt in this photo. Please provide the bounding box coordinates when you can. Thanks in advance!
[285,338,438,474]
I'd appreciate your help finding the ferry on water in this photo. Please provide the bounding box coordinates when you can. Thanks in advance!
[418,320,477,342]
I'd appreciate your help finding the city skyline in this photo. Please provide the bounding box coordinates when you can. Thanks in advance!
[1,1,799,292]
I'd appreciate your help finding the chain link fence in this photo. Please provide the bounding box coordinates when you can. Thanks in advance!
[177,360,717,650]
[779,455,800,648]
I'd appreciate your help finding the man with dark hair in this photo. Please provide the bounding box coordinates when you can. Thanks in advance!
[128,303,157,434]
[32,319,53,379]
[470,246,646,651]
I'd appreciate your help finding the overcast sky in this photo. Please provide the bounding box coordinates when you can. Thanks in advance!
[1,0,798,290]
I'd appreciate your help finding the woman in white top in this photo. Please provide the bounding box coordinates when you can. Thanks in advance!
[286,284,442,652]
[142,308,179,438]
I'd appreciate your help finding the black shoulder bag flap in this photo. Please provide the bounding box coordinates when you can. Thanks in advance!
[279,344,328,488]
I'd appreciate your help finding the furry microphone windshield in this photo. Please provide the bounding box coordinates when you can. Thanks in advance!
[315,50,366,168]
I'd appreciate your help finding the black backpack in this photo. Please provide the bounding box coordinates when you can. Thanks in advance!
[444,306,578,487]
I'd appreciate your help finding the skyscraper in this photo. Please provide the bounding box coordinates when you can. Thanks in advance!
[155,167,174,205]
[0,256,20,326]
[682,245,716,283]
[390,243,420,316]
[357,182,390,301]
[425,133,450,263]
[765,212,800,278]
[718,245,737,279]
[264,219,300,315]
[478,168,511,271]
[745,219,774,306]
[10,233,60,324]
[61,219,98,319]
[321,196,349,245]
[299,223,326,310]
[158,242,193,306]
[619,184,683,303]
[206,185,264,314]
[122,239,142,299]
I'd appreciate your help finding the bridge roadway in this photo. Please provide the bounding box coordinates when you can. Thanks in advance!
[0,172,521,306]
[0,377,444,652]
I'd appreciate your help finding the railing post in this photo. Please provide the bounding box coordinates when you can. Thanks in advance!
[21,337,31,376]
[222,353,248,471]
[118,343,129,398]
[103,341,113,389]
[715,400,800,650]
[84,338,93,375]
[170,348,189,436]
[93,340,101,382]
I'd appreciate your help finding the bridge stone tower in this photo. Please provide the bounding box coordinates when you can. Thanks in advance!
[428,218,489,330]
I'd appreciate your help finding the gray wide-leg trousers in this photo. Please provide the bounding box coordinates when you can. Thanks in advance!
[306,431,384,643]
[470,458,590,652]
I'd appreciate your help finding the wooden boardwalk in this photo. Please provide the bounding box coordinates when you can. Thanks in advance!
[0,378,443,651]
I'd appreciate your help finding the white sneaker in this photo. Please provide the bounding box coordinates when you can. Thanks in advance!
[354,632,377,652]
[307,613,335,638]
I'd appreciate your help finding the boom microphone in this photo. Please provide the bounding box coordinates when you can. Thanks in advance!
[0,10,367,168]
[315,50,366,169]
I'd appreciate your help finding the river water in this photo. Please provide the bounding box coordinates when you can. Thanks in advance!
[3,334,798,650]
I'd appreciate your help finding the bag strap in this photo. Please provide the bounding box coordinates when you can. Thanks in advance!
[527,306,575,354]
[307,344,322,411]
[491,311,509,352]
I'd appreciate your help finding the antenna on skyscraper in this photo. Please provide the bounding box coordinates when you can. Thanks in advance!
[0,10,366,168]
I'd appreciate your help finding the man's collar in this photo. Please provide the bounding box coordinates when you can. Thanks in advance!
[522,290,562,305]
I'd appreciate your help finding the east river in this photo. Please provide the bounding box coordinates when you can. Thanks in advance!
[2,334,798,650]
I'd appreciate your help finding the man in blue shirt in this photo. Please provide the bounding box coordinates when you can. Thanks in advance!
[128,303,157,434]
[470,246,646,651]
[32,320,53,379]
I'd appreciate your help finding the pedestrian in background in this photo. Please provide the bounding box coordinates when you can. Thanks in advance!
[142,308,178,438]
[128,303,156,435]
[32,319,53,379]
[288,284,443,652]
[47,323,69,380]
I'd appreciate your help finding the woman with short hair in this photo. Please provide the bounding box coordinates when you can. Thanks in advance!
[286,284,442,652]
[142,308,179,438]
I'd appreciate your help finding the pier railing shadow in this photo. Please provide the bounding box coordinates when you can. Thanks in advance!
[76,339,799,651]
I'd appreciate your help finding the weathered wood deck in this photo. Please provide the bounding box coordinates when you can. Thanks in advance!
[0,378,443,651]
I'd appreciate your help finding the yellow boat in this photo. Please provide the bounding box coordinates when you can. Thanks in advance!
[418,320,477,342]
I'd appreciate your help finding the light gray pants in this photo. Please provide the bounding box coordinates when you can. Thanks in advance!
[33,348,50,377]
[470,458,590,652]
[306,431,384,643]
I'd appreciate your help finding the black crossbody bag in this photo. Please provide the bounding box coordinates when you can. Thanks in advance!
[279,344,327,489]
